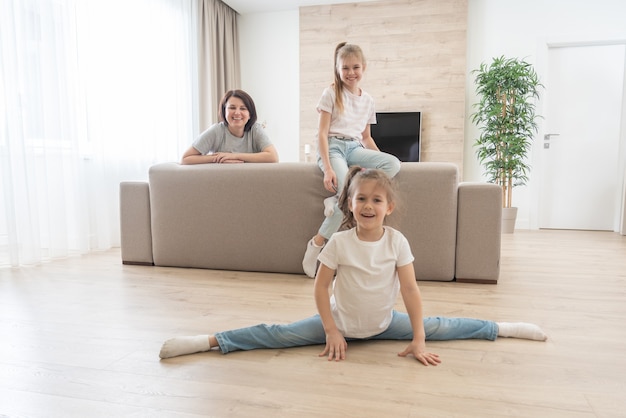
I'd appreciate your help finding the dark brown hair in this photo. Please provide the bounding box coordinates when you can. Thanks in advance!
[218,89,258,132]
[337,166,398,230]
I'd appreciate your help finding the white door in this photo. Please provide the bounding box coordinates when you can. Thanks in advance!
[539,44,625,231]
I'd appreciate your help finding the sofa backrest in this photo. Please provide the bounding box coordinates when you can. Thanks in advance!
[148,161,460,280]
[393,163,458,280]
[149,162,328,274]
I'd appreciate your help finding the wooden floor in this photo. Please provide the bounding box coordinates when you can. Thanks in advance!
[1,230,625,417]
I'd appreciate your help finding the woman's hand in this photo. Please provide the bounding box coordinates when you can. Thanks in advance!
[212,152,244,164]
[319,329,347,361]
[323,168,338,193]
[398,340,441,366]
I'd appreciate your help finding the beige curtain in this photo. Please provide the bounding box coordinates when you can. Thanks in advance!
[198,0,241,131]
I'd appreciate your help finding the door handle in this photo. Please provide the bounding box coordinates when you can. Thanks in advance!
[544,133,560,140]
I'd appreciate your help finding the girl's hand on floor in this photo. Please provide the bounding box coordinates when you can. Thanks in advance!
[319,330,347,361]
[398,341,441,366]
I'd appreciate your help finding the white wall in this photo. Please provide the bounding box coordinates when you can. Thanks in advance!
[465,0,626,229]
[238,0,626,228]
[238,11,300,162]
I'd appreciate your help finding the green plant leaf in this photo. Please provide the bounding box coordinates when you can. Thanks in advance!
[470,56,543,207]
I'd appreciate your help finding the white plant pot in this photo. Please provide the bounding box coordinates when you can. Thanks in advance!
[502,207,518,234]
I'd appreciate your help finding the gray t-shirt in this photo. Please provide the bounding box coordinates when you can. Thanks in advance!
[192,122,271,155]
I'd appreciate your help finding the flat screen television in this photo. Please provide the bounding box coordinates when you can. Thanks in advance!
[370,112,422,162]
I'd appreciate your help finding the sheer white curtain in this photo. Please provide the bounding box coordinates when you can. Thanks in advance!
[0,0,198,267]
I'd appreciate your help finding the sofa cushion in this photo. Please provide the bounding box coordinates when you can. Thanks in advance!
[393,163,458,281]
[149,162,328,274]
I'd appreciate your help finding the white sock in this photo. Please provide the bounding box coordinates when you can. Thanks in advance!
[323,196,337,217]
[497,322,547,341]
[159,334,212,359]
[302,238,324,278]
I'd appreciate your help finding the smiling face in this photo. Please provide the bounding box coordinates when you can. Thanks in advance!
[337,53,365,94]
[224,96,250,136]
[348,179,394,240]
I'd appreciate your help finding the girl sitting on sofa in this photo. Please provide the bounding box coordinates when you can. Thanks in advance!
[159,166,547,364]
[302,42,402,278]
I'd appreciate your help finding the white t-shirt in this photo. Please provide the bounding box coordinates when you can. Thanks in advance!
[316,86,377,141]
[192,122,271,155]
[317,227,415,338]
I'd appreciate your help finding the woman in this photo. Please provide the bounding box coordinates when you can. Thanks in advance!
[181,89,279,164]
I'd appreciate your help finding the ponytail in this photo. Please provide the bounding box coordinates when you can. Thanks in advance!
[338,166,363,230]
[333,42,348,114]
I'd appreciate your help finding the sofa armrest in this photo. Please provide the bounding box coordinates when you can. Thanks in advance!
[455,182,501,284]
[120,181,153,265]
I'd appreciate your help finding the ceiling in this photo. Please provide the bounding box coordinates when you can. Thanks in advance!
[222,0,377,15]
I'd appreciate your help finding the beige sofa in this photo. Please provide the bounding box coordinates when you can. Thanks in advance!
[119,162,502,283]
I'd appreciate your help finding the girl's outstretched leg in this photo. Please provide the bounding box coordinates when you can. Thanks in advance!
[159,335,213,359]
[160,315,326,358]
[216,315,326,353]
[375,312,547,342]
[496,322,547,341]
[424,317,547,341]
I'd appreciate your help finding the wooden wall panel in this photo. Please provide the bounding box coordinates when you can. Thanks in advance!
[299,0,467,173]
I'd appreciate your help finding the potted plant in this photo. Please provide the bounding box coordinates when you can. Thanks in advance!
[470,56,543,233]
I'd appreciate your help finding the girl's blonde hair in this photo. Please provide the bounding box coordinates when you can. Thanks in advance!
[337,166,397,230]
[332,42,366,114]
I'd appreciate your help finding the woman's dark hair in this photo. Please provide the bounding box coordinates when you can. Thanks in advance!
[337,166,397,230]
[218,89,258,132]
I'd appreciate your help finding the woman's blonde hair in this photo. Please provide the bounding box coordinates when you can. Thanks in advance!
[332,42,366,114]
[337,166,397,230]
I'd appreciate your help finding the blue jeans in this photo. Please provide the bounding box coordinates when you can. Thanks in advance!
[214,311,498,354]
[317,138,401,239]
